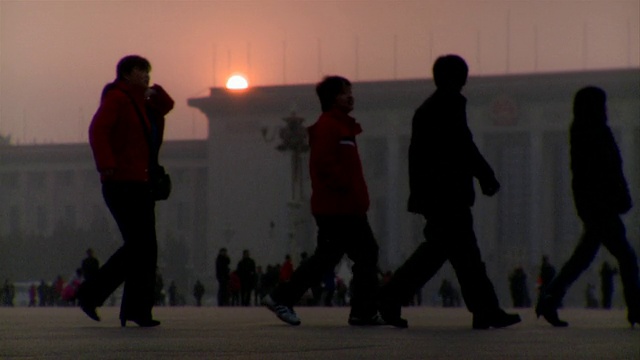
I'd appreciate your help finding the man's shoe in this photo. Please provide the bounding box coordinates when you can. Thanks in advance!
[472,309,521,329]
[261,295,301,326]
[536,296,568,327]
[348,312,387,326]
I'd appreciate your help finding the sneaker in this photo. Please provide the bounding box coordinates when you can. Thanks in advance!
[261,295,301,326]
[348,312,387,326]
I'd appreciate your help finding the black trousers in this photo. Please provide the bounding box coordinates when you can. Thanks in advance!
[381,208,500,316]
[217,279,229,306]
[272,214,379,318]
[545,214,640,313]
[83,182,158,320]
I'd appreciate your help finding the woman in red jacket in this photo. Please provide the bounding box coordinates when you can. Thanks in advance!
[79,55,174,327]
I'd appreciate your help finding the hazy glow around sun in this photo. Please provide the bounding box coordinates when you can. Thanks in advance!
[226,75,249,90]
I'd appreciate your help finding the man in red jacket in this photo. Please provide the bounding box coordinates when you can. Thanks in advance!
[79,55,174,327]
[262,76,386,326]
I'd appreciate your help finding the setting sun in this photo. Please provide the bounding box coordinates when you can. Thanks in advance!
[226,75,249,90]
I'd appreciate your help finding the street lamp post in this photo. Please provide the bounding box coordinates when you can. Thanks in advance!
[263,112,309,259]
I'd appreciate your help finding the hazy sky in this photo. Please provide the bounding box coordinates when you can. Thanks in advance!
[1,0,638,144]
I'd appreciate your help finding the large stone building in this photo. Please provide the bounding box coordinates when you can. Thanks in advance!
[1,69,638,307]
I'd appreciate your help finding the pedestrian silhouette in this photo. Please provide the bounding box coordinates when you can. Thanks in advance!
[216,248,231,306]
[509,267,531,308]
[379,55,520,329]
[536,86,640,328]
[79,55,174,327]
[585,283,599,308]
[262,76,386,326]
[193,280,205,307]
[237,249,257,306]
[537,255,556,301]
[599,261,618,309]
[81,248,99,283]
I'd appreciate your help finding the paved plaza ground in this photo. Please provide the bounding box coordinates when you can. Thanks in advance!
[1,306,638,359]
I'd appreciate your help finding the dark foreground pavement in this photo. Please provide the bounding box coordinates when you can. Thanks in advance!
[1,306,638,359]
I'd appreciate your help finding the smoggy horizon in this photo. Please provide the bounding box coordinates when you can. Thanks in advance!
[1,0,638,144]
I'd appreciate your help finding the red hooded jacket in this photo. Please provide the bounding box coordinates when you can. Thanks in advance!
[308,109,370,215]
[89,80,174,183]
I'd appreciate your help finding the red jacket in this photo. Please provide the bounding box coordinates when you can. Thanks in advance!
[308,110,370,215]
[89,80,174,182]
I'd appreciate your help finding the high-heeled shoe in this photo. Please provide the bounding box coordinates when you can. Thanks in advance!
[120,318,161,328]
[80,304,100,322]
[76,286,100,322]
[535,296,568,327]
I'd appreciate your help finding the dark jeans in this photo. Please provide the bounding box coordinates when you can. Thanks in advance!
[381,208,500,316]
[82,182,158,320]
[272,214,380,318]
[545,215,640,313]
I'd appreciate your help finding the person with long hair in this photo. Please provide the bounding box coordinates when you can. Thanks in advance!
[536,86,639,327]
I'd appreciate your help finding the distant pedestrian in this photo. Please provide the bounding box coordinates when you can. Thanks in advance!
[536,86,640,328]
[237,250,257,306]
[61,269,83,305]
[37,280,47,307]
[2,279,15,307]
[509,267,531,308]
[229,271,241,306]
[279,254,294,283]
[585,283,599,308]
[379,55,520,330]
[81,248,99,283]
[154,271,165,306]
[438,279,461,308]
[28,283,37,307]
[193,280,205,307]
[254,266,264,306]
[600,261,618,309]
[168,281,178,306]
[215,248,231,306]
[537,255,556,300]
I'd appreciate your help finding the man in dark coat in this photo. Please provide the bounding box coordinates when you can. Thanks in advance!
[215,248,231,306]
[536,87,640,327]
[379,54,520,329]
